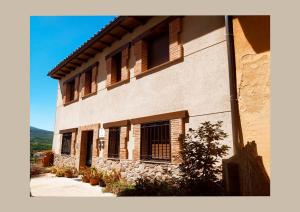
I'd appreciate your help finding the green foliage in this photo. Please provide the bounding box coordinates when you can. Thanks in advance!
[179,121,229,195]
[30,127,53,160]
[118,177,178,196]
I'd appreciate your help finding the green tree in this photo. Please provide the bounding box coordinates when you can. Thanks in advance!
[179,121,230,195]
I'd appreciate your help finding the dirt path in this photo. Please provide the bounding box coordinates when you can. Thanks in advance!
[30,173,115,197]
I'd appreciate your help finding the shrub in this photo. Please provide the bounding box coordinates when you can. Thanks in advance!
[64,166,78,178]
[179,121,229,195]
[118,177,177,196]
[55,167,65,177]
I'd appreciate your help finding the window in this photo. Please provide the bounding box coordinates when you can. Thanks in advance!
[108,127,120,159]
[140,121,170,161]
[84,69,92,95]
[61,133,72,155]
[147,29,169,69]
[66,79,75,102]
[111,51,122,83]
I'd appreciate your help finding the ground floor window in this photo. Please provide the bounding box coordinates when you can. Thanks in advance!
[108,127,120,159]
[140,121,171,161]
[61,133,72,155]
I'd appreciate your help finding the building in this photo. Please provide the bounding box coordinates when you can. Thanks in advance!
[48,16,270,194]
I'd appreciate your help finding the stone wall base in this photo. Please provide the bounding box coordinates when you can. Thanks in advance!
[93,158,181,184]
[54,154,76,167]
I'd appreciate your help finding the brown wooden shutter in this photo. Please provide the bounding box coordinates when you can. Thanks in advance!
[80,72,85,98]
[121,47,130,81]
[134,40,148,76]
[74,76,80,100]
[106,57,112,87]
[169,17,183,61]
[62,83,67,105]
[91,64,98,93]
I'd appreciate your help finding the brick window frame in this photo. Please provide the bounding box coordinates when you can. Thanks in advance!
[59,128,78,156]
[133,17,183,78]
[80,62,99,99]
[105,44,130,89]
[62,76,79,105]
[108,127,120,159]
[131,110,187,164]
[103,120,129,160]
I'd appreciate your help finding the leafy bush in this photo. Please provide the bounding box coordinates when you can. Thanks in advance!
[103,169,122,192]
[64,166,78,178]
[55,167,66,177]
[118,177,178,196]
[178,121,229,195]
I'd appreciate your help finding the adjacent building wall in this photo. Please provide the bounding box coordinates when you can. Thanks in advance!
[232,16,270,176]
[52,16,234,163]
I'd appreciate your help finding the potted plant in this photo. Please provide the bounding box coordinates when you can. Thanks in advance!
[90,167,100,186]
[82,167,91,183]
[55,167,65,177]
[64,166,76,178]
[99,170,106,187]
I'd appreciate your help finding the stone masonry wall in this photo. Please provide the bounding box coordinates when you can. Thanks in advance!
[93,158,180,184]
[54,154,76,167]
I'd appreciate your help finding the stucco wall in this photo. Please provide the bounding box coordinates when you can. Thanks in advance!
[52,16,234,160]
[233,16,270,175]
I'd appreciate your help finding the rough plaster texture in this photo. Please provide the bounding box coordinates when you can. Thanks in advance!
[233,16,270,176]
[52,16,234,164]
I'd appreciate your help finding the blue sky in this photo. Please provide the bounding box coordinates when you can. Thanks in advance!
[30,16,116,131]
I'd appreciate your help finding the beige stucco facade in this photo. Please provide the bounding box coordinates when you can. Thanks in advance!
[52,16,234,161]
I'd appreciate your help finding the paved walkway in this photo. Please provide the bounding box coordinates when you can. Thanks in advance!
[30,173,115,197]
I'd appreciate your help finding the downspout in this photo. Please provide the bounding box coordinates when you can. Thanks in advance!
[225,16,243,154]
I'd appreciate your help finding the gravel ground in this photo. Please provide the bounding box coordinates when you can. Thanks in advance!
[30,173,115,197]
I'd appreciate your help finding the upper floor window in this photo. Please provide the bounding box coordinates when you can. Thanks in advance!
[84,69,92,95]
[133,17,183,78]
[66,79,75,102]
[108,127,120,159]
[140,121,171,162]
[147,28,169,69]
[61,133,72,155]
[111,51,122,83]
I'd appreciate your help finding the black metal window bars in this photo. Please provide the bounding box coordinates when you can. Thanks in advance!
[108,127,120,159]
[61,133,72,155]
[140,121,171,162]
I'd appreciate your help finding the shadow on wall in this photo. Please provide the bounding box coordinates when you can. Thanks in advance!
[237,16,270,54]
[181,16,225,45]
[222,141,270,196]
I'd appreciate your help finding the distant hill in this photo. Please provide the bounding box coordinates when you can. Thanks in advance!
[30,126,53,154]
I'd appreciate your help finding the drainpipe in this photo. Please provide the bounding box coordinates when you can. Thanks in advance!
[225,16,243,154]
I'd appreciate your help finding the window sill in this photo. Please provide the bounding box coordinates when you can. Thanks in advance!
[106,78,130,90]
[135,57,183,79]
[82,91,97,100]
[107,157,120,161]
[63,98,79,107]
[140,160,171,165]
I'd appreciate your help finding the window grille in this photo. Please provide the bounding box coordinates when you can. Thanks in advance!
[140,121,171,161]
[108,127,120,159]
[61,133,72,155]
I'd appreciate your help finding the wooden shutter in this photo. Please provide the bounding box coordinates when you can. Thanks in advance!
[106,57,112,87]
[80,72,85,98]
[91,63,98,93]
[134,40,148,76]
[121,47,130,81]
[169,17,183,61]
[74,76,80,100]
[62,83,67,105]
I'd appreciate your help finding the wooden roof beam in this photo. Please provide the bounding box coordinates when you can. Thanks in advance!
[95,40,111,47]
[118,24,133,33]
[108,32,122,40]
